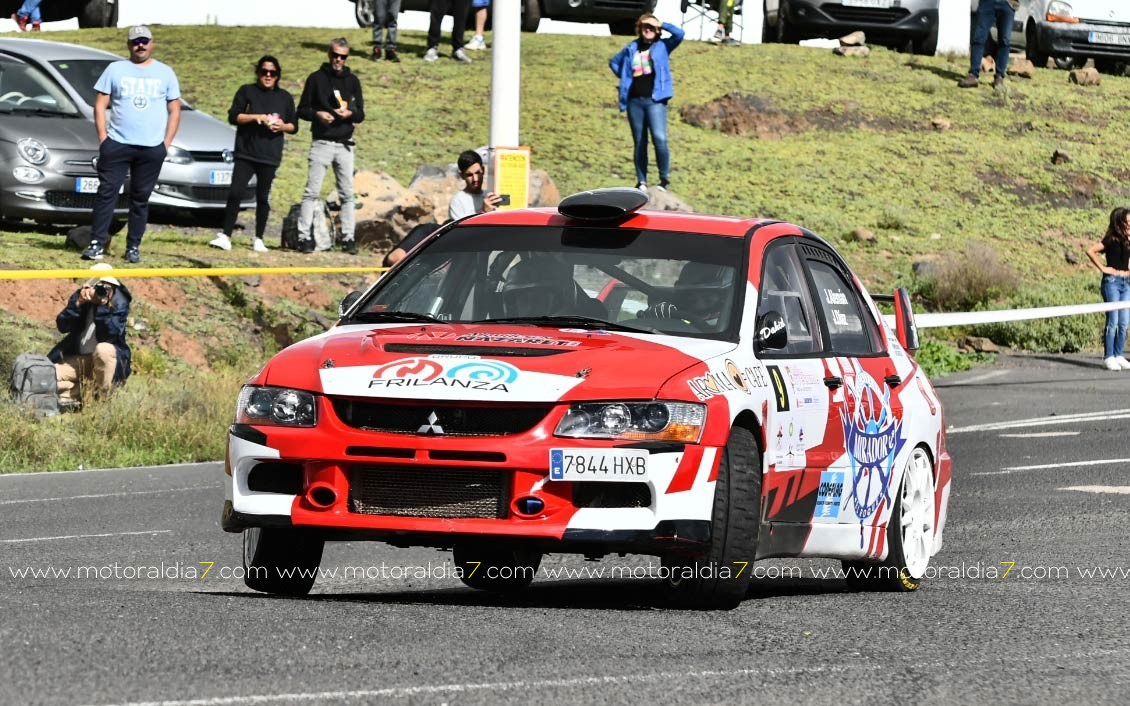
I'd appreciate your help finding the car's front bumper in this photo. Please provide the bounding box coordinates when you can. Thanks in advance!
[1033,20,1130,61]
[151,161,254,211]
[0,146,126,223]
[784,2,938,42]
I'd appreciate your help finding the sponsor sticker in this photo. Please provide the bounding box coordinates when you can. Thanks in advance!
[814,471,845,521]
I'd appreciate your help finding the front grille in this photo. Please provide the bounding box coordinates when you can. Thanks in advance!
[349,466,508,518]
[821,4,909,24]
[383,344,568,357]
[189,150,229,163]
[45,191,127,209]
[332,399,551,436]
[247,462,303,494]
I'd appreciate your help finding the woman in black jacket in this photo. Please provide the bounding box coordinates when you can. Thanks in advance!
[211,56,298,253]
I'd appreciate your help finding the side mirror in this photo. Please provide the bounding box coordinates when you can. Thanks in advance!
[339,291,362,319]
[756,311,787,351]
[893,286,919,354]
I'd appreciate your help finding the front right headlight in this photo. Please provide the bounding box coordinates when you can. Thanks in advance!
[164,146,193,165]
[235,386,317,427]
[16,138,48,165]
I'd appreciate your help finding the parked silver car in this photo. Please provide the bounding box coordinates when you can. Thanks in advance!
[0,38,251,226]
[1016,0,1130,71]
[764,0,941,55]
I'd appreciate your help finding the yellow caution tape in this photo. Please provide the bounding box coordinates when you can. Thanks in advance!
[0,266,387,281]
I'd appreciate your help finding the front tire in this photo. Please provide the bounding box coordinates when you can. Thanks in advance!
[354,0,375,28]
[842,446,935,592]
[912,23,939,56]
[1025,23,1049,69]
[453,542,541,593]
[242,527,325,596]
[522,0,541,33]
[77,0,118,28]
[663,427,761,610]
[776,1,800,44]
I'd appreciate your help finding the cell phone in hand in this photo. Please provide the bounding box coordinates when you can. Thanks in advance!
[497,194,511,206]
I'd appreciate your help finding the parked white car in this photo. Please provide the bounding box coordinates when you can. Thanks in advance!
[1011,1,1130,70]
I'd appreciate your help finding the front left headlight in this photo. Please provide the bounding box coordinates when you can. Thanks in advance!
[164,146,193,165]
[16,138,48,165]
[235,386,317,427]
[555,401,706,442]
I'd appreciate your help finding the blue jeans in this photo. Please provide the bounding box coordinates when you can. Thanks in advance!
[17,0,42,22]
[626,96,670,185]
[969,0,1015,78]
[1101,274,1130,358]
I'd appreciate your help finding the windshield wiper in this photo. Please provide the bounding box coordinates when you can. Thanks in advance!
[347,310,448,324]
[481,315,651,333]
[7,106,78,117]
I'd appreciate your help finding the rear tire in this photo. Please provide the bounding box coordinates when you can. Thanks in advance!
[842,446,935,592]
[521,0,541,33]
[242,527,325,596]
[1025,24,1049,69]
[77,0,118,28]
[776,1,800,44]
[453,542,541,592]
[663,427,761,610]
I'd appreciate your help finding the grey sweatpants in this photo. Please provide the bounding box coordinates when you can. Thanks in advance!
[299,139,355,241]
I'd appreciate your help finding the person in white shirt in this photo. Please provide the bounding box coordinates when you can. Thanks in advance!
[448,150,502,221]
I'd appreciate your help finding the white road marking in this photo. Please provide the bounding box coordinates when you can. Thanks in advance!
[0,486,215,506]
[948,409,1130,434]
[998,432,1081,438]
[1061,485,1130,495]
[973,458,1130,476]
[944,369,1010,386]
[82,648,1130,706]
[0,461,221,479]
[0,530,173,544]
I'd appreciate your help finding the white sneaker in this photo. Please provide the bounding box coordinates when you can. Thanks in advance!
[635,182,648,193]
[423,46,439,62]
[1117,356,1130,370]
[466,35,486,51]
[453,48,472,63]
[1104,356,1121,371]
[252,238,268,253]
[208,233,232,251]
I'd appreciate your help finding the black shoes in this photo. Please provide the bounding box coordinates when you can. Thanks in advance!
[370,46,381,61]
[386,48,399,63]
[342,240,358,255]
[296,239,315,253]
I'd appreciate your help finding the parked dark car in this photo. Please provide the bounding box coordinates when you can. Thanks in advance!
[764,0,940,55]
[1,0,117,27]
[350,0,657,35]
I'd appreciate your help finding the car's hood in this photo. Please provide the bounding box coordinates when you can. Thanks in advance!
[262,323,738,403]
[1057,0,1130,23]
[0,114,95,150]
[171,109,235,150]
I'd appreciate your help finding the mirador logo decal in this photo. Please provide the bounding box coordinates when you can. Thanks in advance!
[840,371,904,528]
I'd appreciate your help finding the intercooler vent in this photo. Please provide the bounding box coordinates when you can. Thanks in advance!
[349,466,508,519]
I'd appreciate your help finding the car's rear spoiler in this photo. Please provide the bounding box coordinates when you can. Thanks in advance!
[873,287,919,354]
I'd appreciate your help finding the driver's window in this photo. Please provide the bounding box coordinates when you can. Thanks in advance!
[758,243,822,355]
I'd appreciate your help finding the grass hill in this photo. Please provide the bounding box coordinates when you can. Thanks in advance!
[1,25,1124,470]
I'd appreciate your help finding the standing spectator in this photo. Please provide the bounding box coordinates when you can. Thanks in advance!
[959,0,1018,89]
[296,38,365,255]
[711,0,740,46]
[211,56,297,253]
[449,149,501,220]
[11,0,42,31]
[83,25,181,264]
[49,267,132,404]
[424,0,473,63]
[609,14,684,193]
[369,0,401,63]
[1086,207,1130,371]
[467,0,489,51]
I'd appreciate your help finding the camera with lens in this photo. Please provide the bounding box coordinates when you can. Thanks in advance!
[93,283,110,300]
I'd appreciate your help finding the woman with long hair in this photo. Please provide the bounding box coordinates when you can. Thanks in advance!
[211,56,297,253]
[1086,207,1130,370]
[609,14,684,193]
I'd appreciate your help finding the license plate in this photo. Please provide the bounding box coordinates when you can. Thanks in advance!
[549,448,649,482]
[842,0,892,8]
[1089,31,1130,46]
[74,177,99,193]
[209,170,232,185]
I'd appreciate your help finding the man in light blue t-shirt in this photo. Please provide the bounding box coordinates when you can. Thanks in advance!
[82,25,181,264]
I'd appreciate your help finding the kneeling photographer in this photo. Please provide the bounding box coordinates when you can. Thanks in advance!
[48,267,132,406]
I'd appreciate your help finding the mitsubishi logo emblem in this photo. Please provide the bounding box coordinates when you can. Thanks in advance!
[417,411,444,435]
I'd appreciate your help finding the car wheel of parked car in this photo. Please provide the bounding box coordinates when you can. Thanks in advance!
[1025,24,1049,69]
[453,542,541,592]
[1093,58,1124,74]
[841,446,935,593]
[609,19,637,36]
[775,2,800,44]
[522,0,542,33]
[662,426,761,610]
[911,23,938,56]
[77,0,118,28]
[242,527,325,596]
[354,0,375,27]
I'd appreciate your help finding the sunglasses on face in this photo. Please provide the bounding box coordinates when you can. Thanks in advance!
[330,52,348,60]
[258,69,278,77]
[130,38,151,47]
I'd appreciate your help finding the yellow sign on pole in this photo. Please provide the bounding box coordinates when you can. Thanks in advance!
[492,146,531,210]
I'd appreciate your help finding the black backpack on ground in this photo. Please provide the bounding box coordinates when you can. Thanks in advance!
[280,200,337,251]
[10,353,59,418]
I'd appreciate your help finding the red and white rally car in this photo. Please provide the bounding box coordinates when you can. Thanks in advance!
[222,188,952,609]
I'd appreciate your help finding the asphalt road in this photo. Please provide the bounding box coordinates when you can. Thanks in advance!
[2,353,1128,705]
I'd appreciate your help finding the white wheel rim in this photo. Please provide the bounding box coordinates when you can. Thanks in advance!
[899,448,935,578]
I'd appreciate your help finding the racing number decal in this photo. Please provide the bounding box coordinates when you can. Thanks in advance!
[767,365,790,412]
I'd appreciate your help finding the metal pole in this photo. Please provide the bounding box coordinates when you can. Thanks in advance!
[488,0,522,192]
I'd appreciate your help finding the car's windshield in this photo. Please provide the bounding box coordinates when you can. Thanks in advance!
[50,58,195,110]
[351,225,746,340]
[0,56,81,116]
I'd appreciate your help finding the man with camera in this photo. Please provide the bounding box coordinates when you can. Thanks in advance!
[48,268,133,405]
[449,149,504,220]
